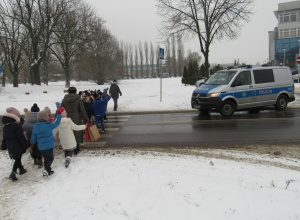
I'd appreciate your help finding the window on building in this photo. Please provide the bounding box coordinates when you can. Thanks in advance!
[291,13,297,22]
[284,14,290,22]
[291,29,296,37]
[298,28,300,37]
[253,69,275,84]
[280,14,284,23]
[283,29,289,38]
[298,12,300,21]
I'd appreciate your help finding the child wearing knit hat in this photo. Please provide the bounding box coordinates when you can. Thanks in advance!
[2,108,31,181]
[53,107,87,168]
[23,103,43,168]
[31,108,62,176]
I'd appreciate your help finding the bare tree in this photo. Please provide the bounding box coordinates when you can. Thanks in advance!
[177,35,184,77]
[50,1,95,87]
[157,0,254,77]
[150,42,155,78]
[135,44,138,78]
[128,43,134,79]
[0,0,29,87]
[172,35,176,77]
[138,41,144,78]
[144,41,149,78]
[123,42,129,79]
[12,0,72,85]
[165,39,171,76]
[156,44,161,77]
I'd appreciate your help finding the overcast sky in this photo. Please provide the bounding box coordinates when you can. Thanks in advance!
[86,0,291,65]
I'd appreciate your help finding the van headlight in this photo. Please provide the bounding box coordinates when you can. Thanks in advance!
[208,92,220,97]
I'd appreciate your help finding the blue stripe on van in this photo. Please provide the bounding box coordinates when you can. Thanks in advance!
[219,85,293,99]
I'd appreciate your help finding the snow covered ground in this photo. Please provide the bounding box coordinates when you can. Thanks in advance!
[0,78,300,220]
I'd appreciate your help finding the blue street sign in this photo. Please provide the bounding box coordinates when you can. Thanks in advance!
[159,48,164,60]
[0,65,2,73]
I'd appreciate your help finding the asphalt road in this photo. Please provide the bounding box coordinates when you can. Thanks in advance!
[105,108,300,147]
[1,108,300,148]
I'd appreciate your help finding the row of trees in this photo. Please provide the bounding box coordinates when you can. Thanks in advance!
[0,0,123,87]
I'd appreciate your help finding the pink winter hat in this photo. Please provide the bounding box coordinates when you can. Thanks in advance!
[6,107,21,117]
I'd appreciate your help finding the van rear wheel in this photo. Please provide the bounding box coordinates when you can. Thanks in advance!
[275,95,288,111]
[220,101,235,117]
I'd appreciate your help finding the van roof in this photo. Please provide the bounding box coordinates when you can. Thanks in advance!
[226,65,288,71]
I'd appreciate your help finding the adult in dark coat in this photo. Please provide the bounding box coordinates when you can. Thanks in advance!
[109,80,122,111]
[61,86,90,155]
[1,112,31,181]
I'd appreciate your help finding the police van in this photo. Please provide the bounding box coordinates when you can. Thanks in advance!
[191,65,295,116]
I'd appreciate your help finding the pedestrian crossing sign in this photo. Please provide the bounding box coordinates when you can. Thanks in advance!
[159,48,164,60]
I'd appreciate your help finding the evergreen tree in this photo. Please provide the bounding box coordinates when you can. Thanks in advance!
[182,66,188,85]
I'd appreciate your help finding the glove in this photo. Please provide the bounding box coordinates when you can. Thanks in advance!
[27,145,34,151]
[57,106,65,114]
[120,93,122,96]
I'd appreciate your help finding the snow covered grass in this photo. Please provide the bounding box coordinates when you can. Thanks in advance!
[1,150,300,220]
[0,78,300,219]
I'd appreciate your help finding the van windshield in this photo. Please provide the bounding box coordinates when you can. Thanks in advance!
[205,71,237,85]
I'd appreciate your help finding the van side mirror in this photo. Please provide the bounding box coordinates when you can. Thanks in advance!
[231,81,242,87]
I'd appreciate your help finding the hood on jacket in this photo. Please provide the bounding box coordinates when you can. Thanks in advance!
[33,122,53,134]
[27,112,39,123]
[2,113,20,124]
[63,93,80,103]
[59,117,72,128]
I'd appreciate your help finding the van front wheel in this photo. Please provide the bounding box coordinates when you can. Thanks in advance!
[220,101,235,117]
[275,95,288,111]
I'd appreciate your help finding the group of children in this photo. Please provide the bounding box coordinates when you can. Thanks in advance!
[1,103,89,181]
[1,87,112,181]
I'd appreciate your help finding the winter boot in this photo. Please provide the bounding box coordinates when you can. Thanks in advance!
[64,156,72,168]
[46,167,54,176]
[74,145,81,155]
[9,171,18,181]
[36,159,43,169]
[19,166,27,175]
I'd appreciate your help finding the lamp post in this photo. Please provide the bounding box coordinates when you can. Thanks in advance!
[283,49,286,66]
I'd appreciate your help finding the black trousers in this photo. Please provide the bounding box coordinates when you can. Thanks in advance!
[12,156,22,172]
[40,148,54,172]
[112,96,119,111]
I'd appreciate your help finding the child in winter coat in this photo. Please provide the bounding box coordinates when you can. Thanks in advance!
[92,94,111,132]
[53,107,86,168]
[44,107,54,123]
[1,107,31,181]
[23,103,43,167]
[24,108,31,119]
[31,108,62,176]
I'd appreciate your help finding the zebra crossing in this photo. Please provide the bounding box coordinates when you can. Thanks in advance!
[83,115,131,148]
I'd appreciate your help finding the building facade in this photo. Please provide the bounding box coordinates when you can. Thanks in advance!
[269,1,300,67]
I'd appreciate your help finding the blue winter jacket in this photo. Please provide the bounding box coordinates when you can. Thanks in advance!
[92,95,111,116]
[31,114,61,151]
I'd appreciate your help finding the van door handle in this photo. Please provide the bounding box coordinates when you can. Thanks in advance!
[249,85,253,88]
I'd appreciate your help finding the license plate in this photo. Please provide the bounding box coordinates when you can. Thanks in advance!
[194,105,201,109]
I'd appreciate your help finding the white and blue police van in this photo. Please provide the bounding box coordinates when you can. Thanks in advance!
[191,65,295,116]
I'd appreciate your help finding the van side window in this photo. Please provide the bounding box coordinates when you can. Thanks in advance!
[235,71,251,85]
[253,69,275,84]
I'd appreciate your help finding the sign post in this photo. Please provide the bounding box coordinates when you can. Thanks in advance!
[159,48,164,102]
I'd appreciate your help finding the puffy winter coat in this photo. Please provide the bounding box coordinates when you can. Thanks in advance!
[61,93,90,143]
[92,96,111,116]
[53,117,85,150]
[31,114,61,151]
[109,83,122,98]
[22,112,39,141]
[1,113,31,159]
